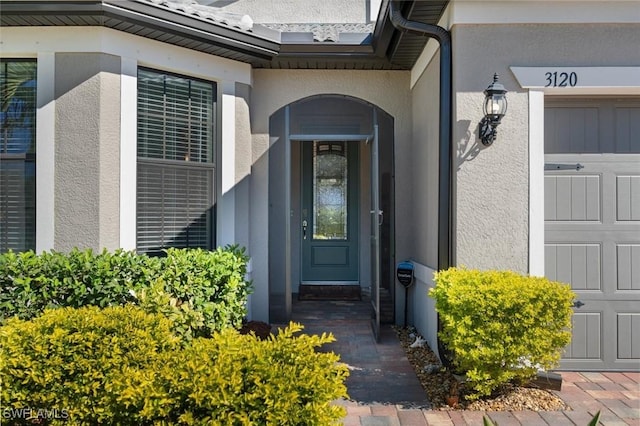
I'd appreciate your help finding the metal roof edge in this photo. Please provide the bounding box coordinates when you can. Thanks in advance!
[0,0,281,60]
[104,1,281,58]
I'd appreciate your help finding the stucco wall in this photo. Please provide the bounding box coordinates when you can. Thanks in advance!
[410,52,441,271]
[452,23,640,273]
[54,53,121,251]
[214,0,369,23]
[249,69,411,322]
[406,50,441,332]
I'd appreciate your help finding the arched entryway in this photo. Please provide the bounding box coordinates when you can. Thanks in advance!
[267,95,395,337]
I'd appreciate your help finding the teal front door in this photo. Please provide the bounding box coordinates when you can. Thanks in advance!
[301,141,359,283]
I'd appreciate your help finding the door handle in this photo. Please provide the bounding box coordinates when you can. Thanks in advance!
[370,210,384,225]
[302,220,308,240]
[573,300,585,308]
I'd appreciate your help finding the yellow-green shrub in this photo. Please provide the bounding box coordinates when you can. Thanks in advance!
[430,268,575,400]
[0,305,179,424]
[1,306,348,425]
[125,323,349,425]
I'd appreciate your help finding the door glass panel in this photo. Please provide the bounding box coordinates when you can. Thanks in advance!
[313,141,348,240]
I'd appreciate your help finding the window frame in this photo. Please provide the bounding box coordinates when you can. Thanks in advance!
[135,67,217,254]
[0,58,37,253]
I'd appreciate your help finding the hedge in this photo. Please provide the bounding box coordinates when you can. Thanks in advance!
[0,246,251,336]
[430,268,575,400]
[1,306,349,425]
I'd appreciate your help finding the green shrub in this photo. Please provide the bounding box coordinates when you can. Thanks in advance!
[158,246,251,335]
[124,323,349,425]
[0,248,152,319]
[1,307,348,425]
[0,305,179,424]
[0,246,252,335]
[430,268,575,400]
[134,278,205,342]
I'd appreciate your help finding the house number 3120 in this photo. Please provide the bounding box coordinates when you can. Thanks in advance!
[545,71,578,87]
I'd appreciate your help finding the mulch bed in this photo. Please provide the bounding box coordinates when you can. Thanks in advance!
[394,326,571,411]
[239,320,272,340]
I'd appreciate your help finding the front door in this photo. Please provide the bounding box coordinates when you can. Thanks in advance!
[301,141,359,283]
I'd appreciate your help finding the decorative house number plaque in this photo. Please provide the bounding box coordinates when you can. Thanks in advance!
[510,67,640,94]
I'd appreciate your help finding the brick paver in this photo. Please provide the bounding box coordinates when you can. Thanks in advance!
[360,416,401,426]
[446,410,468,426]
[539,410,574,425]
[564,409,603,425]
[623,372,640,383]
[485,411,521,426]
[511,410,548,425]
[397,409,428,426]
[292,298,637,425]
[581,372,613,382]
[423,412,454,426]
[338,363,639,425]
[370,405,399,417]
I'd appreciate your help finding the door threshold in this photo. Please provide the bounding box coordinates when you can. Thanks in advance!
[300,281,360,286]
[298,284,362,301]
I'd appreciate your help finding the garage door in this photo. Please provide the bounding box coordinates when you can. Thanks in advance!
[544,98,640,371]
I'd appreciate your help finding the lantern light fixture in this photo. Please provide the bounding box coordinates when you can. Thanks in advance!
[479,73,508,146]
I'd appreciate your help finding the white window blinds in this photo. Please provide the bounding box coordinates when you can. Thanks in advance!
[136,69,215,254]
[0,60,37,253]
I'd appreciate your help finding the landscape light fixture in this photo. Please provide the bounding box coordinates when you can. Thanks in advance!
[479,73,508,146]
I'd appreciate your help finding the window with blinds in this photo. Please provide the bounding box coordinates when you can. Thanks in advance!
[0,60,36,253]
[136,68,216,255]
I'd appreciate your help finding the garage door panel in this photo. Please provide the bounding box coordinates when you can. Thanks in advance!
[546,244,601,291]
[615,107,640,153]
[545,107,600,153]
[617,313,640,359]
[546,99,640,371]
[544,175,600,221]
[616,175,640,221]
[564,312,602,360]
[617,244,640,291]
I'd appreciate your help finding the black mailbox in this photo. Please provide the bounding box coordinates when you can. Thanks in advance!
[396,261,414,288]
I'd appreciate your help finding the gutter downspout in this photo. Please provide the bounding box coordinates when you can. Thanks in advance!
[388,1,452,272]
[389,1,453,363]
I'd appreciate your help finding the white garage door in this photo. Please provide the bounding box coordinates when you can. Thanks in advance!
[544,98,640,371]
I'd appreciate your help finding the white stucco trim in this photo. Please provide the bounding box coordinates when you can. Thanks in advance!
[217,81,236,246]
[410,261,439,358]
[512,66,640,95]
[119,57,138,250]
[1,26,252,86]
[35,52,55,252]
[528,90,545,277]
[516,66,640,277]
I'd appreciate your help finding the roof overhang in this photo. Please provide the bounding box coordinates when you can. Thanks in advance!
[0,0,281,62]
[0,0,450,70]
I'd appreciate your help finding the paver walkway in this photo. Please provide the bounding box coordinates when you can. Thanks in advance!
[290,298,640,426]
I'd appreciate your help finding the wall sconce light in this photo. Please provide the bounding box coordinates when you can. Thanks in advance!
[479,73,508,146]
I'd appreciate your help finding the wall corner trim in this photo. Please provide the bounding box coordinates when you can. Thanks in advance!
[119,57,138,250]
[527,90,545,277]
[35,52,56,252]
